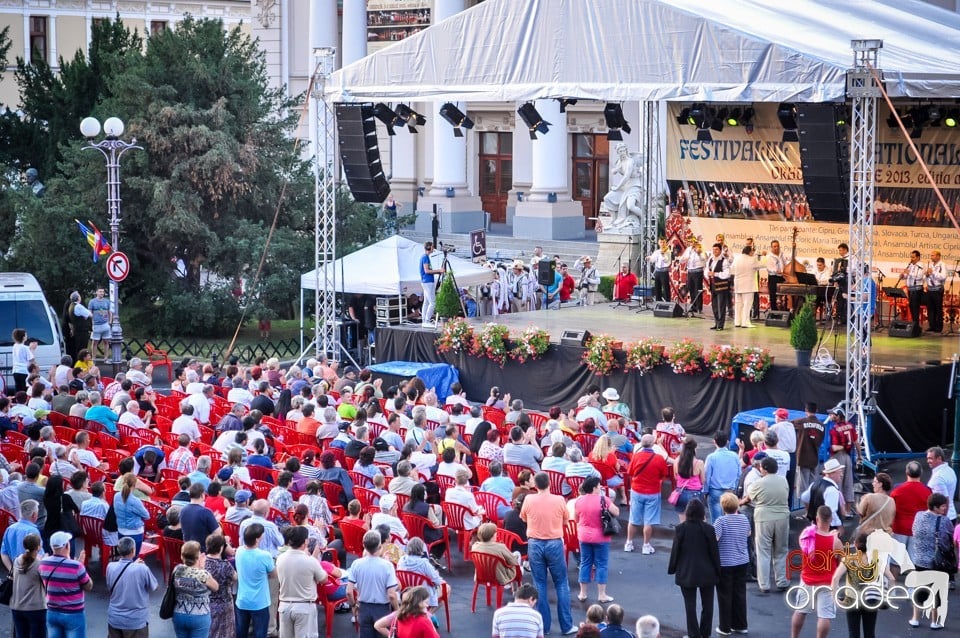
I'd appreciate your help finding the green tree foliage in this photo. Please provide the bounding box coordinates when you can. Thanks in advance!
[435,271,463,319]
[790,295,818,351]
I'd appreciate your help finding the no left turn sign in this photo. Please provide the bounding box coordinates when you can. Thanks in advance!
[106,251,130,282]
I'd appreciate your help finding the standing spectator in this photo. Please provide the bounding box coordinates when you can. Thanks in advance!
[236,523,275,638]
[890,461,932,551]
[179,483,222,552]
[573,475,618,603]
[491,584,544,638]
[10,533,45,638]
[668,499,720,638]
[106,536,159,638]
[113,473,150,556]
[171,540,219,638]
[926,446,958,521]
[348,530,400,638]
[713,493,751,636]
[205,534,238,638]
[741,456,790,593]
[372,586,439,638]
[624,435,669,555]
[800,459,844,527]
[2,499,41,571]
[11,328,36,393]
[826,409,857,508]
[276,526,327,638]
[40,531,93,638]
[672,438,705,524]
[790,506,842,638]
[240,500,284,636]
[831,532,893,638]
[520,472,575,636]
[792,402,825,497]
[704,432,741,522]
[856,472,894,535]
[909,493,954,629]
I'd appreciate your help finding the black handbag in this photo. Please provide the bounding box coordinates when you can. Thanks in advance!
[0,575,12,606]
[158,571,177,619]
[932,516,959,575]
[600,495,621,536]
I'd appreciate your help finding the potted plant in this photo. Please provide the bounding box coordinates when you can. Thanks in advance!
[510,326,551,364]
[470,322,511,366]
[582,334,619,376]
[436,318,474,355]
[624,338,666,376]
[790,296,818,367]
[434,273,462,324]
[666,338,704,375]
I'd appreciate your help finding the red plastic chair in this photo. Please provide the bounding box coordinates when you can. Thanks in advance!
[250,479,273,501]
[435,474,455,498]
[397,569,451,630]
[544,470,568,496]
[504,464,527,484]
[494,528,526,558]
[400,512,452,572]
[339,519,368,559]
[321,481,345,509]
[78,514,115,578]
[527,412,548,432]
[563,518,579,563]
[247,464,277,484]
[574,433,599,456]
[353,486,381,513]
[144,342,174,381]
[348,470,373,489]
[160,536,184,583]
[441,501,477,561]
[474,491,509,525]
[221,520,240,548]
[480,406,505,427]
[469,552,521,612]
[317,581,355,638]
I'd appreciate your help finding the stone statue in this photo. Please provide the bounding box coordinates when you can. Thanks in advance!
[24,167,45,198]
[598,143,643,233]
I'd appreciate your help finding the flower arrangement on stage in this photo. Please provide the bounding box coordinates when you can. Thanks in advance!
[666,338,704,375]
[624,338,666,376]
[740,347,773,383]
[436,318,474,354]
[511,326,551,364]
[704,344,740,380]
[583,334,619,376]
[471,322,511,366]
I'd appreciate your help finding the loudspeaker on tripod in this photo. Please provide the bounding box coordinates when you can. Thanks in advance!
[537,260,555,286]
[653,301,683,318]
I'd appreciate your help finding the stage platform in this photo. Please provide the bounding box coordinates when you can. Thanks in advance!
[467,304,960,372]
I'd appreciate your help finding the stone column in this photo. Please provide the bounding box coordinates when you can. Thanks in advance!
[416,0,484,233]
[507,110,533,226]
[513,99,584,239]
[342,0,368,66]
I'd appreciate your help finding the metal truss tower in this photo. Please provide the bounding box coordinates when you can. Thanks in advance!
[640,101,663,287]
[312,48,338,360]
[845,40,882,461]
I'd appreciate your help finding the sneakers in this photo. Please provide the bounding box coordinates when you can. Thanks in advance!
[623,540,635,552]
[716,630,731,637]
[641,543,655,555]
[562,629,578,635]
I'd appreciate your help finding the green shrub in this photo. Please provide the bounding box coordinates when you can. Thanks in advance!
[598,275,614,302]
[790,296,818,351]
[434,273,463,319]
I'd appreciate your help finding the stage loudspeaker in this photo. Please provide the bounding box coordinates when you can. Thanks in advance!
[765,310,792,327]
[560,329,590,347]
[797,103,849,223]
[889,319,918,338]
[537,260,555,286]
[653,301,683,318]
[336,103,391,203]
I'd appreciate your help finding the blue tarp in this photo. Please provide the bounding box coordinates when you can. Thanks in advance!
[729,407,832,463]
[368,361,460,401]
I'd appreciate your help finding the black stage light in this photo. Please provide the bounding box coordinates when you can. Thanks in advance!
[373,103,400,136]
[741,107,755,126]
[711,108,727,132]
[945,109,959,128]
[778,103,799,142]
[676,107,692,125]
[395,103,426,133]
[603,103,632,141]
[557,98,578,113]
[439,102,474,137]
[697,128,713,142]
[835,106,850,126]
[518,102,551,140]
[928,105,942,126]
[725,108,742,127]
[688,103,708,128]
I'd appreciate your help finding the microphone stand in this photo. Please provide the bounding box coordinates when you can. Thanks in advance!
[874,268,887,330]
[610,245,629,309]
[948,260,959,335]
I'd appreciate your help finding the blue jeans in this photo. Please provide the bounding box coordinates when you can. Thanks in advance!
[578,541,610,584]
[708,488,730,522]
[47,610,86,638]
[236,606,270,638]
[119,532,143,557]
[528,538,573,634]
[173,612,211,638]
[13,608,46,638]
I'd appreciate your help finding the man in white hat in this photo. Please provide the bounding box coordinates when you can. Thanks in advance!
[369,493,408,545]
[800,458,844,528]
[509,260,533,313]
[601,387,631,419]
[576,256,601,305]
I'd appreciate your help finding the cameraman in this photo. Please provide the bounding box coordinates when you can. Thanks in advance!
[420,241,444,327]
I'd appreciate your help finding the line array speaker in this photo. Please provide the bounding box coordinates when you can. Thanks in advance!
[797,103,849,223]
[888,319,918,338]
[560,329,591,347]
[653,301,683,318]
[336,103,391,203]
[765,310,792,328]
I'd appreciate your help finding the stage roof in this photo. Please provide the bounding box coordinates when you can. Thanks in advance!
[327,0,960,103]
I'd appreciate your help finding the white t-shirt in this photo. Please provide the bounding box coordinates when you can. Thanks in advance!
[770,420,797,453]
[765,448,790,478]
[71,448,101,468]
[172,415,201,441]
[929,463,958,520]
[187,393,212,425]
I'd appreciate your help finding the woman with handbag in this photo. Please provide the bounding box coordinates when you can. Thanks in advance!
[909,493,955,630]
[668,499,721,638]
[573,475,619,603]
[672,438,705,523]
[10,534,45,638]
[42,474,81,554]
[170,540,220,638]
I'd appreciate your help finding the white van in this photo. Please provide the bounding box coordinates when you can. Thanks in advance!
[0,272,65,392]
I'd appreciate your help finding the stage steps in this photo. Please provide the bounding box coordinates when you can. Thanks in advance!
[401,226,599,268]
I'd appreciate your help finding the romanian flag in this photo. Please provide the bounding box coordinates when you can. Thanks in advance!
[75,219,111,263]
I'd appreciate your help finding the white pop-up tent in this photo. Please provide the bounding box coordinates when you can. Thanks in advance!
[299,235,495,295]
[327,0,960,103]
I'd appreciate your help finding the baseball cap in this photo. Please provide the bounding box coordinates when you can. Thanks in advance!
[234,489,253,504]
[338,421,351,432]
[221,485,237,500]
[217,467,234,481]
[344,366,359,376]
[50,531,72,549]
[752,451,768,462]
[774,408,789,420]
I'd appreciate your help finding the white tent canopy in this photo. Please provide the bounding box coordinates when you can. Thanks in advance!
[299,235,495,295]
[328,0,960,103]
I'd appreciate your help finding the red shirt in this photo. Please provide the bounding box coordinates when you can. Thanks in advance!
[627,449,668,495]
[613,272,638,301]
[829,421,857,453]
[205,495,228,517]
[801,530,839,586]
[560,274,576,301]
[397,614,439,638]
[890,481,932,536]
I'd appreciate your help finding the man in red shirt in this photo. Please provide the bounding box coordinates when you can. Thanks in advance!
[790,505,842,638]
[625,434,669,555]
[827,409,857,507]
[559,264,576,303]
[890,460,932,548]
[613,264,638,302]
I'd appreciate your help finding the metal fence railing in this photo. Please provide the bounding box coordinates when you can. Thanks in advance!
[125,337,301,364]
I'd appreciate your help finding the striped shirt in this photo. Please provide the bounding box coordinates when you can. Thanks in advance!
[713,513,751,567]
[39,556,91,612]
[492,602,544,638]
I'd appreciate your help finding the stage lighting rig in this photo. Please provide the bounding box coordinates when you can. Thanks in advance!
[603,103,632,141]
[778,103,799,142]
[373,103,401,136]
[518,102,551,140]
[557,98,578,113]
[439,102,474,137]
[395,103,426,133]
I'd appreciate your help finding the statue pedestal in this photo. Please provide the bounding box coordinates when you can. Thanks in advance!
[596,231,642,276]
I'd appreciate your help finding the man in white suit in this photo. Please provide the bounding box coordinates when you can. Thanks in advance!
[730,245,766,328]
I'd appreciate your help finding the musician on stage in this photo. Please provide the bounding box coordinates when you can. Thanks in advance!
[906,250,925,336]
[613,263,638,303]
[706,242,731,331]
[832,243,849,323]
[765,240,786,311]
[646,238,672,302]
[745,238,761,320]
[730,245,765,328]
[813,257,831,321]
[679,240,705,313]
[926,250,947,333]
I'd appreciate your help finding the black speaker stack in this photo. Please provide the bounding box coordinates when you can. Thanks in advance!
[797,103,850,222]
[765,310,792,328]
[653,301,683,318]
[888,319,918,338]
[336,103,391,203]
[561,329,591,347]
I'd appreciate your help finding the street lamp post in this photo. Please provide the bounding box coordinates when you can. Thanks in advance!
[80,116,142,365]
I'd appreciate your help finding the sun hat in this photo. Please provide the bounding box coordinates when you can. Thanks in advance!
[602,388,620,401]
[822,458,844,474]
